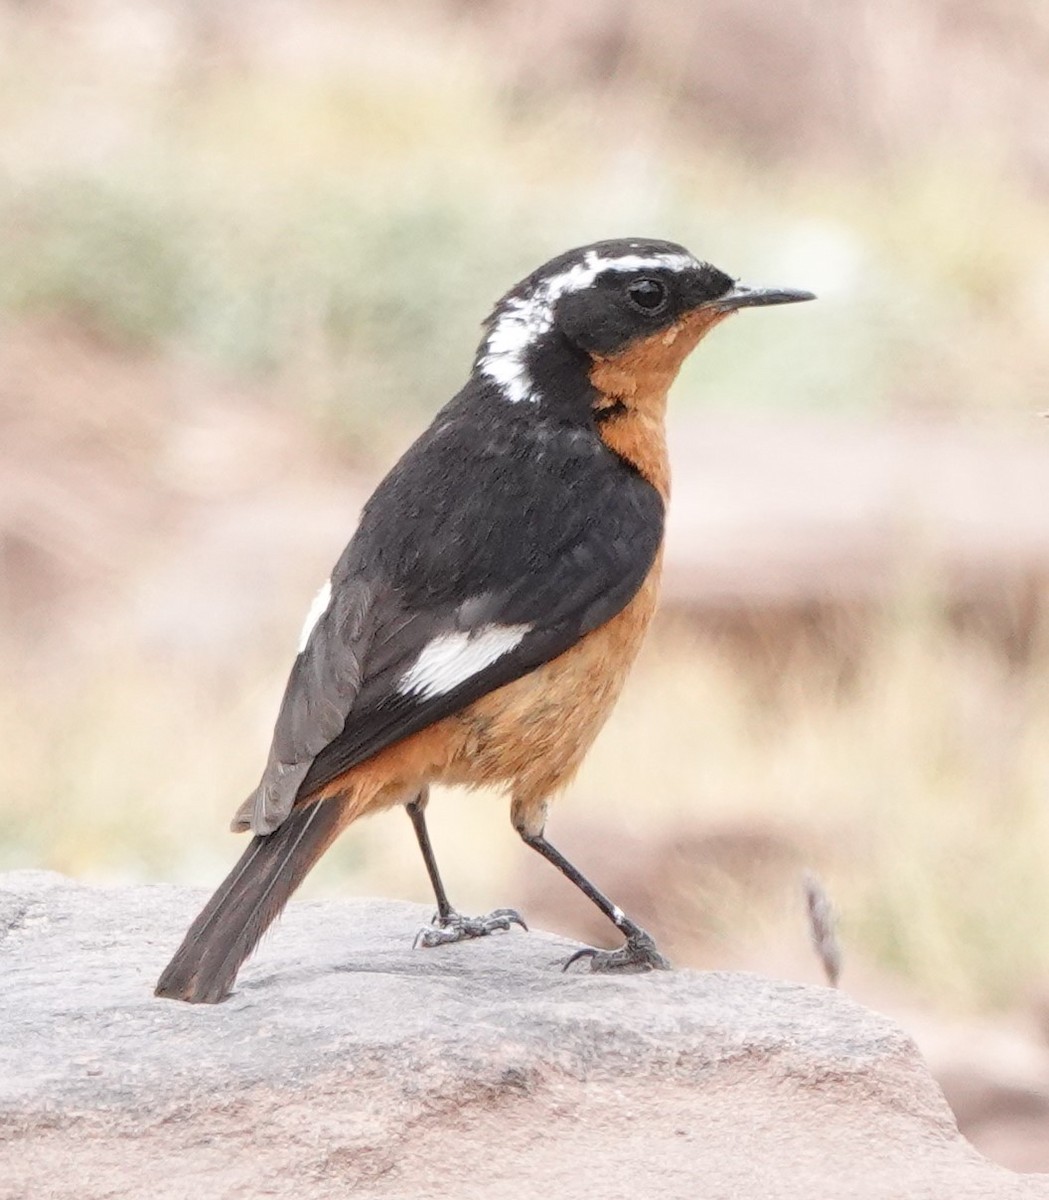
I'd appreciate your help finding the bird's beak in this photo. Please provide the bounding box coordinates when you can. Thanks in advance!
[708,283,817,313]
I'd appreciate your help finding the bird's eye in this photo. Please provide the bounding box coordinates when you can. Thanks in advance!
[626,278,668,313]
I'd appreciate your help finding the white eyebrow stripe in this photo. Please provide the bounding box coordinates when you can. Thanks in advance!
[298,579,332,652]
[398,623,532,700]
[478,249,699,403]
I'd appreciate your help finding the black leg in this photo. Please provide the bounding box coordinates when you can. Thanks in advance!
[518,828,670,973]
[404,791,527,949]
[406,790,454,923]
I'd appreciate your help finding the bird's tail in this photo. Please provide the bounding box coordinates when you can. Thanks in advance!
[155,791,354,1004]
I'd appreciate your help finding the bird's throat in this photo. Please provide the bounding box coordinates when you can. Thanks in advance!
[588,308,731,500]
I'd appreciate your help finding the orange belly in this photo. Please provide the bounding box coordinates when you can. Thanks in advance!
[315,552,663,833]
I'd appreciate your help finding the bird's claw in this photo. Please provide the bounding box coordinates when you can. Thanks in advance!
[413,907,528,949]
[562,929,670,974]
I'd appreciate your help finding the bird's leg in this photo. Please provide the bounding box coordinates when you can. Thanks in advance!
[515,823,670,973]
[405,790,527,948]
[405,789,454,924]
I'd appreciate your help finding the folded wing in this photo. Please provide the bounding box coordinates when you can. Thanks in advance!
[236,400,664,835]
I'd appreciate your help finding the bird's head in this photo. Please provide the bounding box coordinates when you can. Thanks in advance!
[476,238,814,414]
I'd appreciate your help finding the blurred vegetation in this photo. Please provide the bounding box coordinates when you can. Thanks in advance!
[0,0,1046,432]
[2,0,1049,1019]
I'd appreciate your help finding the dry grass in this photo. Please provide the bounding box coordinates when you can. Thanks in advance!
[6,603,1049,1015]
[0,2,1046,429]
[594,615,1049,1011]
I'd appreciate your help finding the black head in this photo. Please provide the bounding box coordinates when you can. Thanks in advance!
[476,238,814,405]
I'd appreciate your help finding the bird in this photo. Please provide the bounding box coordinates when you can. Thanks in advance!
[155,237,814,1003]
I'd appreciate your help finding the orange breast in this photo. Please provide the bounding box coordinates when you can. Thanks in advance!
[443,550,664,829]
[315,554,664,834]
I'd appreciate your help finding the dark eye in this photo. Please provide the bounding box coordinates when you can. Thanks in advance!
[626,278,668,313]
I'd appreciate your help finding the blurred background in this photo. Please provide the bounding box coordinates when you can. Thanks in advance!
[2,0,1049,1170]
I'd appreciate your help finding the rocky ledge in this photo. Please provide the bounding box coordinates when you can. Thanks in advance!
[1,870,1046,1199]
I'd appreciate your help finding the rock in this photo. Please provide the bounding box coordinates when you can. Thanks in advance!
[0,870,1045,1200]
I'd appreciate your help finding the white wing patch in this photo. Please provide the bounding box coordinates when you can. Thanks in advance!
[298,580,332,652]
[399,624,532,700]
[478,247,698,404]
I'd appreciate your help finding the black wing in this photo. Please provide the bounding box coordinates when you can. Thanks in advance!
[235,390,663,834]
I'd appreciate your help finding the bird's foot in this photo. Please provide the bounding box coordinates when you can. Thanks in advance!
[413,907,528,949]
[562,929,670,974]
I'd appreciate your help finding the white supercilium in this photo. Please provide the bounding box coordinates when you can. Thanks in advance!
[298,579,332,653]
[399,624,532,700]
[478,247,698,403]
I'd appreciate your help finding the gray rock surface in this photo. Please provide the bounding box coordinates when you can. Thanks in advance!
[1,870,1046,1200]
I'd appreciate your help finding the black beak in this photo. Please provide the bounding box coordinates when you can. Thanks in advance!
[708,283,816,313]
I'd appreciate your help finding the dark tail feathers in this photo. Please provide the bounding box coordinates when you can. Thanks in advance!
[155,794,351,1004]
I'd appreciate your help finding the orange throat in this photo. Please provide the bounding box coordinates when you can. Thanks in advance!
[589,306,731,500]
